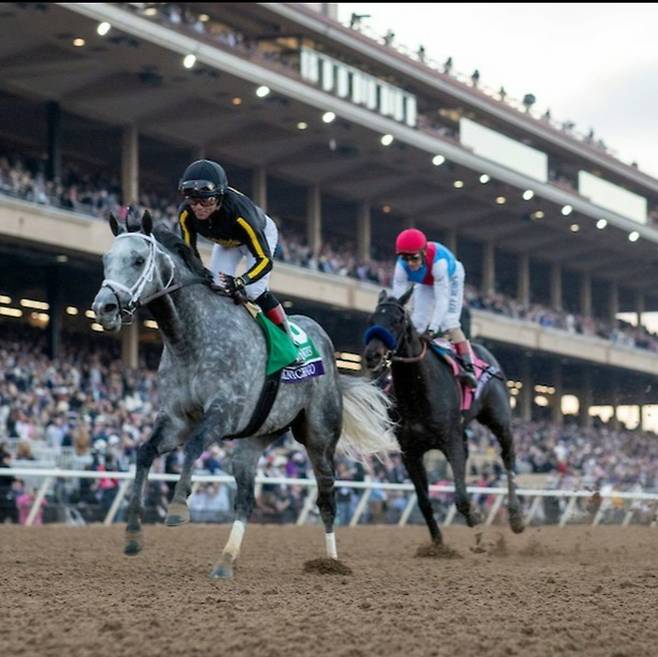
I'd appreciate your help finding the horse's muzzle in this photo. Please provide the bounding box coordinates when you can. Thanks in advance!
[92,288,123,332]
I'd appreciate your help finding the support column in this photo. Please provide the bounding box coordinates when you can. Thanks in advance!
[580,369,593,429]
[517,253,530,307]
[46,267,63,359]
[121,125,139,205]
[252,166,267,211]
[580,271,592,318]
[307,185,322,256]
[610,378,620,431]
[519,356,532,421]
[549,262,562,310]
[482,241,495,296]
[635,290,645,328]
[608,280,619,325]
[551,360,563,427]
[444,229,457,255]
[46,101,62,181]
[122,321,139,369]
[356,202,371,261]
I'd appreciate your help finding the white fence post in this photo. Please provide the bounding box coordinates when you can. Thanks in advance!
[559,494,578,527]
[398,493,417,526]
[485,493,505,526]
[296,485,317,526]
[103,478,132,526]
[26,476,53,526]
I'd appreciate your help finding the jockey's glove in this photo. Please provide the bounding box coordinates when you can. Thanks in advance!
[219,273,246,298]
[422,328,437,341]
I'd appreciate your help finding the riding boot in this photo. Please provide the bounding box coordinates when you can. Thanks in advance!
[265,304,304,365]
[454,340,478,389]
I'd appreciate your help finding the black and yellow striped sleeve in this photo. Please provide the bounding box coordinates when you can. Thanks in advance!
[178,209,199,259]
[236,216,272,284]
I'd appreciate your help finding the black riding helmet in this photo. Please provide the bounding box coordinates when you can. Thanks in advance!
[178,159,228,199]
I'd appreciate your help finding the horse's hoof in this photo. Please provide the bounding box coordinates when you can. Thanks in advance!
[124,540,142,556]
[124,530,143,556]
[165,502,190,527]
[466,508,483,527]
[209,563,234,579]
[509,509,526,534]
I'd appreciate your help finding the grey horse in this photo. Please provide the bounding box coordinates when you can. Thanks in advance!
[92,210,396,578]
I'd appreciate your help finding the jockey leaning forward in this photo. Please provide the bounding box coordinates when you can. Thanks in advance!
[177,159,300,353]
[392,228,477,389]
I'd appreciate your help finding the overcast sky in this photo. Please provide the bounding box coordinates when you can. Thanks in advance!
[337,3,658,178]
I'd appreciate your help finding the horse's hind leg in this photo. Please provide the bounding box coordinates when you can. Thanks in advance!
[210,435,272,579]
[125,414,178,555]
[294,410,340,560]
[478,390,525,534]
[402,448,443,544]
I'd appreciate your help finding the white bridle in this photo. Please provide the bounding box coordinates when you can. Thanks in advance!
[101,232,176,323]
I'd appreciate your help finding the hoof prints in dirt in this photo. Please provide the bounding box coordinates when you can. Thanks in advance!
[415,543,462,559]
[303,558,353,575]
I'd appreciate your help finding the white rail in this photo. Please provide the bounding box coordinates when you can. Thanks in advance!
[1,468,657,528]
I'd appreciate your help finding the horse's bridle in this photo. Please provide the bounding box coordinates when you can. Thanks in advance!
[101,233,206,324]
[365,301,427,368]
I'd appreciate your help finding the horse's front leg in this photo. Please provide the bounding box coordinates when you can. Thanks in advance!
[125,414,179,555]
[210,435,272,579]
[165,410,226,527]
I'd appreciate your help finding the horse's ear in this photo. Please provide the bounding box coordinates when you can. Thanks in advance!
[142,209,153,236]
[398,285,414,306]
[109,213,122,236]
[378,289,388,303]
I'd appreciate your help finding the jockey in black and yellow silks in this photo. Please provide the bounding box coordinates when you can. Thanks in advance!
[177,159,299,356]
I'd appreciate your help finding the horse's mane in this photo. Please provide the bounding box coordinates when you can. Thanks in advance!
[153,225,214,285]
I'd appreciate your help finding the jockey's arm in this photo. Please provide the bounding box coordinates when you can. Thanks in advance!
[392,261,409,299]
[178,208,200,259]
[235,215,273,285]
[429,259,450,334]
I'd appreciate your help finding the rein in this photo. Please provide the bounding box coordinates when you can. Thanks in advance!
[365,301,427,364]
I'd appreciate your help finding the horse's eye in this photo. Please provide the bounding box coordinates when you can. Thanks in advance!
[134,256,145,267]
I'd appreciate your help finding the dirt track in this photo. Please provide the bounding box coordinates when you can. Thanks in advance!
[2,524,657,657]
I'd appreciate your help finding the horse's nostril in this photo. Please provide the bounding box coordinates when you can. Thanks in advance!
[103,302,118,314]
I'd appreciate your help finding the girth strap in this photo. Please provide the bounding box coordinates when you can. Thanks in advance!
[225,370,282,439]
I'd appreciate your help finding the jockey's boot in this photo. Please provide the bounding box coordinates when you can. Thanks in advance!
[455,340,477,389]
[266,304,304,365]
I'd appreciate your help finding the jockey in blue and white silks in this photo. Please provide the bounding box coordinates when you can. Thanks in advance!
[392,228,477,388]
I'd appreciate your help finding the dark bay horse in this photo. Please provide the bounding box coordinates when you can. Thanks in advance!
[92,210,396,577]
[363,289,525,544]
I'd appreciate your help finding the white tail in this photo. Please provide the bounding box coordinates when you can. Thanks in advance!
[337,375,399,461]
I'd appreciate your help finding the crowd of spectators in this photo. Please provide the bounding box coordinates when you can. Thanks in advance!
[2,151,658,355]
[0,323,656,527]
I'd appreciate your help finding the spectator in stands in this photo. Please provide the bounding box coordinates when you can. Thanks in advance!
[0,446,18,523]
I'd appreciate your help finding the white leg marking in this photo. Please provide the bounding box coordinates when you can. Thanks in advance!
[223,520,246,560]
[325,532,338,560]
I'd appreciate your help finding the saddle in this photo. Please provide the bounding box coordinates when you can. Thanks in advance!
[427,338,500,412]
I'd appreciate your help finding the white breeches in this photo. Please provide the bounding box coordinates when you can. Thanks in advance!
[208,215,278,300]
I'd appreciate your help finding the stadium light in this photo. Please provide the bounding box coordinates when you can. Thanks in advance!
[561,204,573,216]
[73,38,86,47]
[97,22,111,36]
[629,231,640,242]
[570,223,580,232]
[0,307,22,318]
[432,154,445,166]
[91,323,104,332]
[297,122,308,130]
[596,219,608,230]
[522,190,534,200]
[231,97,242,106]
[66,306,78,316]
[322,111,336,123]
[382,205,391,213]
[256,85,270,98]
[495,196,506,205]
[183,54,197,69]
[199,14,210,22]
[532,210,544,220]
[381,134,394,146]
[453,180,464,189]
[479,174,490,183]
[0,295,11,304]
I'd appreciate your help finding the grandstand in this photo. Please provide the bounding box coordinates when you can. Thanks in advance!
[1,2,657,501]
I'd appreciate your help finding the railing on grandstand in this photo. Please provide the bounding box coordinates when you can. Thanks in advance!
[1,468,656,529]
